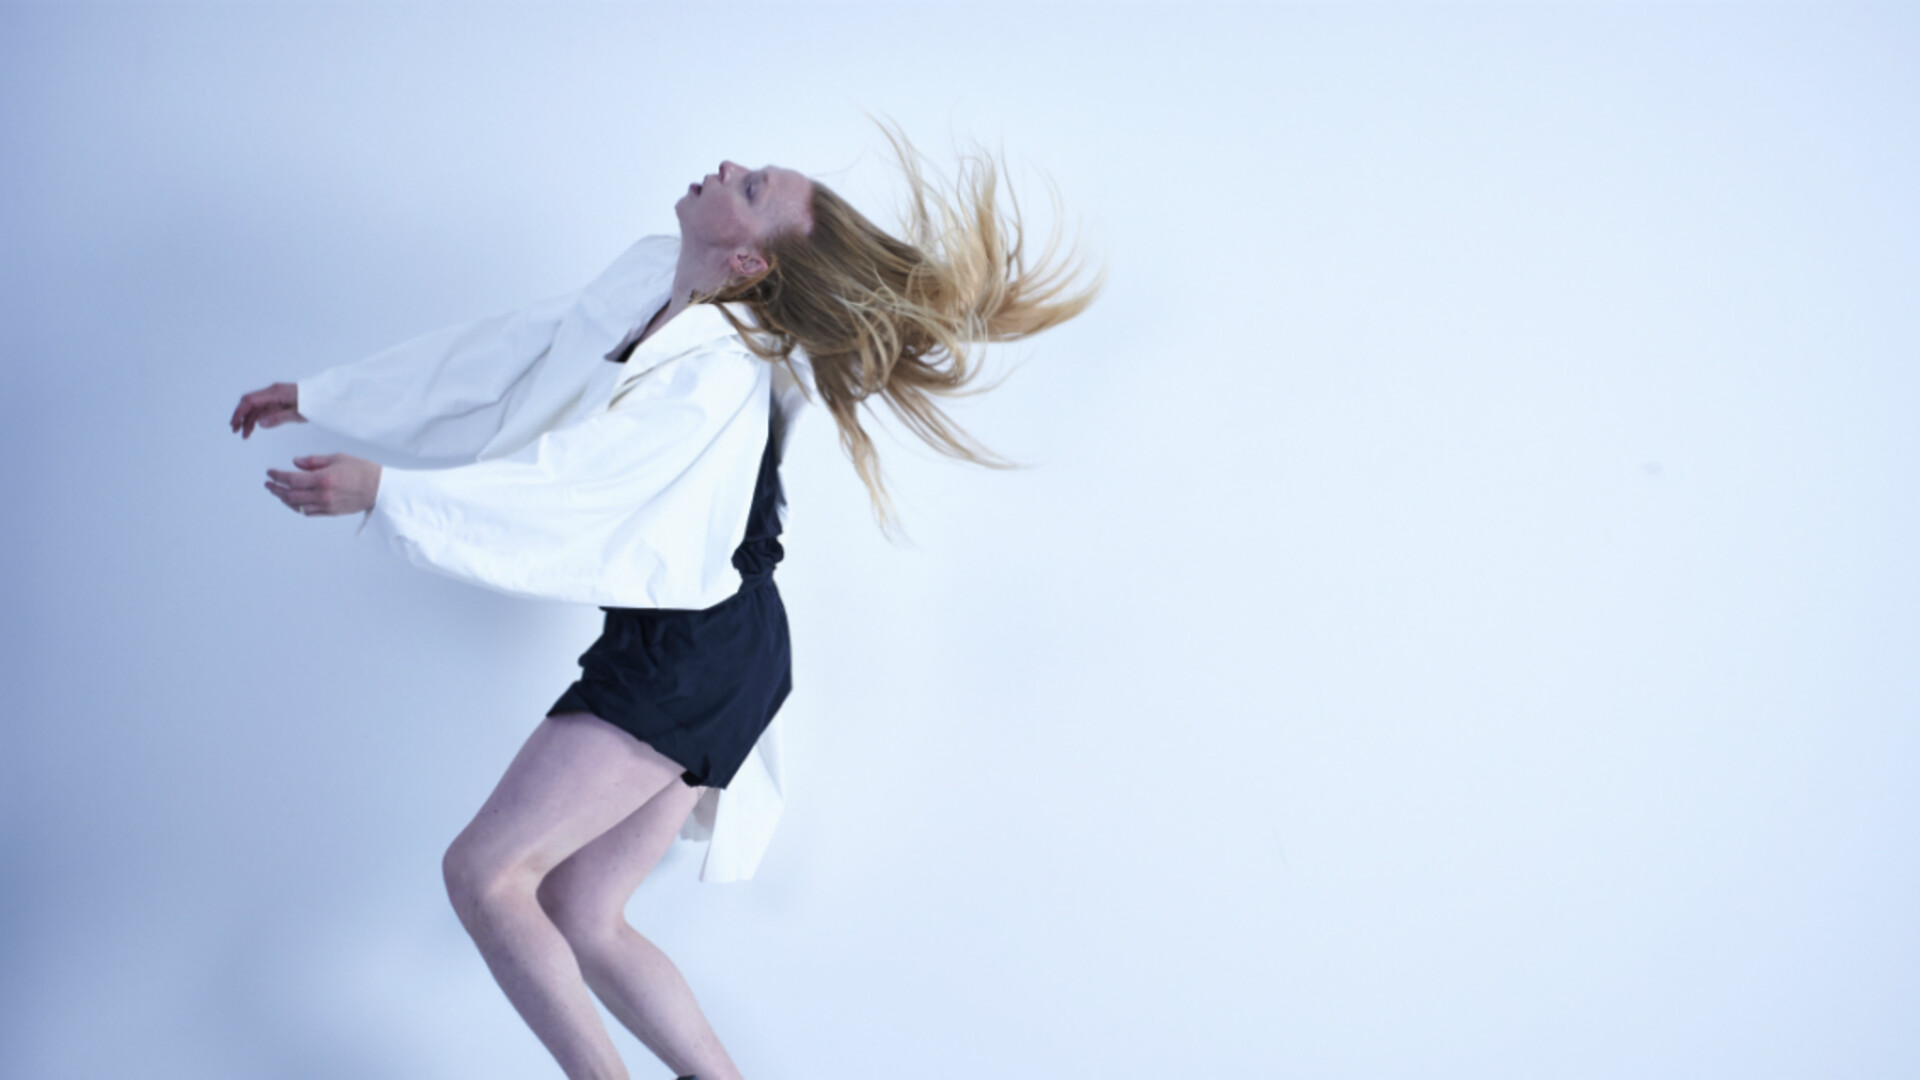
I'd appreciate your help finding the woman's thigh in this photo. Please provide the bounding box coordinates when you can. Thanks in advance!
[447,710,690,886]
[539,775,703,926]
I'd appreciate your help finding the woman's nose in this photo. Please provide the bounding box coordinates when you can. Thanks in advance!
[719,160,740,181]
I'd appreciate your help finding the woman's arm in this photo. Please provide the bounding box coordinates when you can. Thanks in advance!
[282,235,679,461]
[363,344,771,609]
[293,288,581,460]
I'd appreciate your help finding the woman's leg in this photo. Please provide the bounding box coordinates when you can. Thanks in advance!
[441,711,686,1080]
[538,780,747,1080]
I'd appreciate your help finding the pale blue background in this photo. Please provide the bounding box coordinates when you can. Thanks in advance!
[2,3,1916,1078]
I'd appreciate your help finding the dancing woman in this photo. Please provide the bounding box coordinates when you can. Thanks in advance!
[229,127,1098,1080]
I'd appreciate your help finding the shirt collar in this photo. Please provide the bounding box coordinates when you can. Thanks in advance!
[606,300,755,368]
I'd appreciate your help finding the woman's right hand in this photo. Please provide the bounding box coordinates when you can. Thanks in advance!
[230,382,307,439]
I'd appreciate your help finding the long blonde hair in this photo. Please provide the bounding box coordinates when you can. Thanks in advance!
[709,122,1103,530]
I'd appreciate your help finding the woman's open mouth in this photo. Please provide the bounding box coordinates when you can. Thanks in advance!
[689,181,702,195]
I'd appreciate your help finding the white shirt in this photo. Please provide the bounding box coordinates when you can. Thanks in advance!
[297,235,809,883]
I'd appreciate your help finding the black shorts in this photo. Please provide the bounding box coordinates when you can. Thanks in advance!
[547,576,792,790]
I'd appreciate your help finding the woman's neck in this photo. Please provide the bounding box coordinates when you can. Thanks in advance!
[643,240,732,346]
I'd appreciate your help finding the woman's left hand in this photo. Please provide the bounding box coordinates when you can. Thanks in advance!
[265,453,382,517]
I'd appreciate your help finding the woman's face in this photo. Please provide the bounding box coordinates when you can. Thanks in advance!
[676,160,813,256]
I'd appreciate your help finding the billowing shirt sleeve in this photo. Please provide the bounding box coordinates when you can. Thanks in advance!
[362,341,772,609]
[296,289,580,461]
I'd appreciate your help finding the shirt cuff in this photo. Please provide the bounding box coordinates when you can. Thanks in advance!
[295,378,318,424]
[362,464,430,544]
[295,374,350,436]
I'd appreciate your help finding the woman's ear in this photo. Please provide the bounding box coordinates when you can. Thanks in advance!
[729,249,769,280]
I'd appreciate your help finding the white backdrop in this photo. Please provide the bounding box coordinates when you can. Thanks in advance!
[2,3,1915,1078]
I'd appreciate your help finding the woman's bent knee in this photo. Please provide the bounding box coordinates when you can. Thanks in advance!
[443,838,539,928]
[536,872,626,950]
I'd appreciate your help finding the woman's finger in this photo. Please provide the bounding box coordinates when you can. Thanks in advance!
[235,396,269,431]
[266,481,322,514]
[266,468,320,488]
[231,393,261,429]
